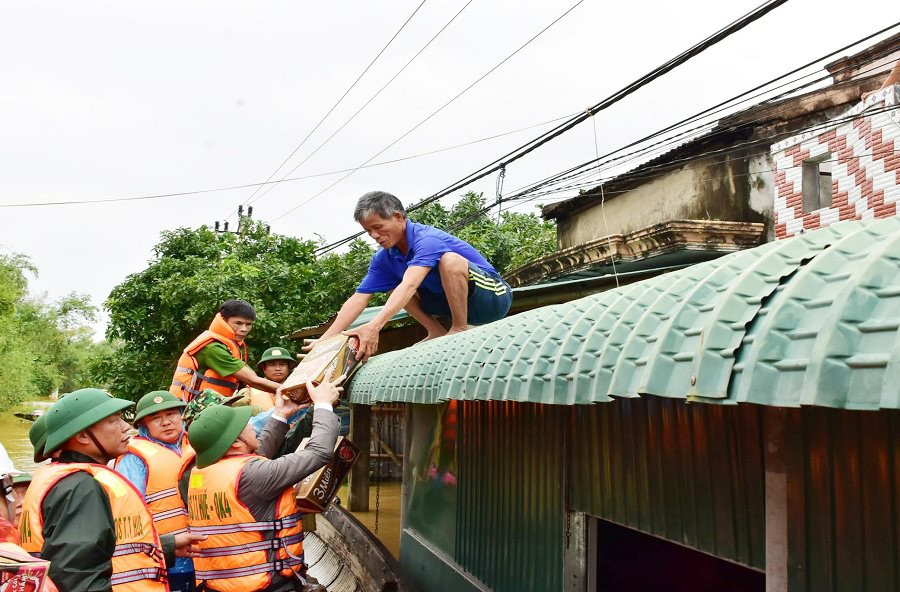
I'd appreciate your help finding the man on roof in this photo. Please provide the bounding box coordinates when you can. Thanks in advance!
[171,300,284,402]
[317,191,512,361]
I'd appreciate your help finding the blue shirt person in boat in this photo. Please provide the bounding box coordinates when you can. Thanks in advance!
[317,191,512,361]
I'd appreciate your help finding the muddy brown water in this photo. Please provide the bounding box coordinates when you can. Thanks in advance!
[0,399,55,474]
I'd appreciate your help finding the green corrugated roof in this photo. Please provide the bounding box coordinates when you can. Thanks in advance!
[349,217,900,410]
[348,306,409,329]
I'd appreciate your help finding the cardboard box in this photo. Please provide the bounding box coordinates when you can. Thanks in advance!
[281,334,361,404]
[0,544,50,592]
[295,436,360,513]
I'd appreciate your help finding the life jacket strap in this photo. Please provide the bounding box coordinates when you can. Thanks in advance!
[195,556,304,581]
[110,566,167,585]
[145,487,179,504]
[113,542,163,559]
[196,532,304,558]
[171,379,202,397]
[177,366,238,390]
[152,507,188,522]
[189,511,303,535]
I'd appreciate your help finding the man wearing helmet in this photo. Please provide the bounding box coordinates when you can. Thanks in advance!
[18,388,205,592]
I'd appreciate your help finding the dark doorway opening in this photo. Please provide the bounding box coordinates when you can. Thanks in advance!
[594,519,764,592]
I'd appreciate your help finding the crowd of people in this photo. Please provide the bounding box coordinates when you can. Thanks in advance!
[0,191,512,592]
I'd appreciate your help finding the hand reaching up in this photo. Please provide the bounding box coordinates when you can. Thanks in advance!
[308,374,345,408]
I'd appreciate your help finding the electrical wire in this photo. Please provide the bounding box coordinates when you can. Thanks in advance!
[0,113,575,210]
[319,78,899,253]
[507,105,900,203]
[245,0,477,210]
[379,104,900,239]
[228,0,430,220]
[494,37,900,208]
[312,0,799,254]
[514,102,900,200]
[269,0,588,224]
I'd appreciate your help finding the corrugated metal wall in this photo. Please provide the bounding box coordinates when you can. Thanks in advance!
[455,401,566,592]
[400,397,900,592]
[570,396,767,570]
[787,407,900,592]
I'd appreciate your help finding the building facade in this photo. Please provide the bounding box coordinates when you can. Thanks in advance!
[772,84,900,238]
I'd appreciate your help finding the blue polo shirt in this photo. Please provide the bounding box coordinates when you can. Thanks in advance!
[356,221,497,295]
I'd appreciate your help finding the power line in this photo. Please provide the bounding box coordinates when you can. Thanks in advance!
[312,0,797,254]
[335,101,900,245]
[0,113,574,209]
[518,145,900,207]
[505,52,899,201]
[458,24,900,218]
[5,17,893,218]
[270,0,589,224]
[441,32,900,229]
[230,0,430,219]
[505,105,900,204]
[245,0,477,210]
[507,76,900,204]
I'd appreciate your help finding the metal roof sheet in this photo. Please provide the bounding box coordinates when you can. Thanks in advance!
[349,217,900,410]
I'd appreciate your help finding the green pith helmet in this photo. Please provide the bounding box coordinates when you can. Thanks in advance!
[11,473,32,486]
[188,404,253,469]
[28,413,50,463]
[182,389,225,425]
[256,347,297,372]
[43,388,134,455]
[134,391,187,425]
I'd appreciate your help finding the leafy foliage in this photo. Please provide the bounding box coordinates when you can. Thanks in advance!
[410,191,556,273]
[96,220,377,400]
[96,197,556,400]
[0,253,100,407]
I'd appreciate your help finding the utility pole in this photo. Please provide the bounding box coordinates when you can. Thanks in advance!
[213,205,261,234]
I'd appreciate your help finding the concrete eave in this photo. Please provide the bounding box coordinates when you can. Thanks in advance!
[503,219,766,288]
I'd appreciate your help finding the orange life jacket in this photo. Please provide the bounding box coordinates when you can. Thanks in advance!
[19,462,168,592]
[170,313,248,401]
[248,388,276,411]
[187,455,304,592]
[115,435,195,536]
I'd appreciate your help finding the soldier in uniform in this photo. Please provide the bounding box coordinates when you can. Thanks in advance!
[233,347,298,411]
[186,376,341,592]
[170,300,283,403]
[116,391,197,591]
[18,388,205,592]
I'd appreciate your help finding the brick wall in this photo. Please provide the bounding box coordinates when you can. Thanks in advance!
[772,85,900,238]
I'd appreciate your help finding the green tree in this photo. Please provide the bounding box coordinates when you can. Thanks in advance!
[97,197,556,400]
[97,220,376,400]
[410,191,556,273]
[0,254,100,407]
[0,254,36,407]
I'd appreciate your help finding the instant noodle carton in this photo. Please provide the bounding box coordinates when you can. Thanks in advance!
[281,334,361,404]
[0,543,50,592]
[295,436,360,513]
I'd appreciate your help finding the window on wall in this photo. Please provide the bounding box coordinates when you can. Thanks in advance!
[802,153,833,213]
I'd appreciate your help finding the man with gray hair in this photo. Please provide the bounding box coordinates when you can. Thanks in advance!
[318,191,512,361]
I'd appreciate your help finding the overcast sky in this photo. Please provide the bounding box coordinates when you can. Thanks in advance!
[0,0,894,336]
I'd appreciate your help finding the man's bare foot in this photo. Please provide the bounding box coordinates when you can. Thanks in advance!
[446,326,468,336]
[417,329,448,344]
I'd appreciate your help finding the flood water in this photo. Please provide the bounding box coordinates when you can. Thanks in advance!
[337,481,402,559]
[0,398,55,473]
